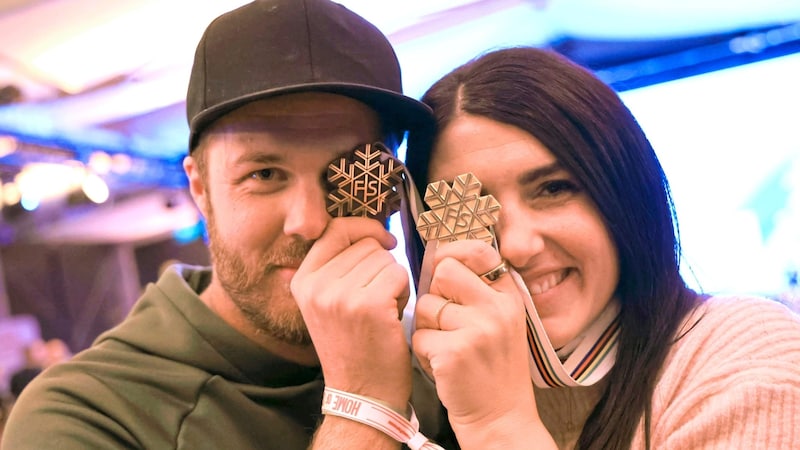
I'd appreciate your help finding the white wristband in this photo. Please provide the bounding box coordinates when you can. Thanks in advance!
[321,387,445,450]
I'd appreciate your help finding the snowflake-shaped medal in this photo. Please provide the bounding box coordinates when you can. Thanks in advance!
[416,172,501,245]
[326,142,403,222]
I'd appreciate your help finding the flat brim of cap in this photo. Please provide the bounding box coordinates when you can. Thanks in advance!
[189,83,433,149]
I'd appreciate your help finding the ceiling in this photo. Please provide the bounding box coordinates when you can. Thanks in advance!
[0,0,799,244]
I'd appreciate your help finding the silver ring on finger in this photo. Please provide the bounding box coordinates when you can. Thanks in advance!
[479,260,509,284]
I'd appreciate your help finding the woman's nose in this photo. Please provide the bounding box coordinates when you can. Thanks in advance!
[495,206,545,269]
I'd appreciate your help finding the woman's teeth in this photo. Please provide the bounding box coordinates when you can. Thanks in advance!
[529,269,568,295]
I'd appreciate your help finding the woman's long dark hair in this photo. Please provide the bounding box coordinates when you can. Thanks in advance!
[406,47,699,449]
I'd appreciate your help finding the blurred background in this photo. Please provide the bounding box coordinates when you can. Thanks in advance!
[0,0,798,397]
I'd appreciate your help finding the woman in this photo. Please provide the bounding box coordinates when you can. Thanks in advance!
[406,47,800,449]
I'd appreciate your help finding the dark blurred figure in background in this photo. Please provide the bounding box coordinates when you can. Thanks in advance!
[8,338,72,399]
[1,338,71,443]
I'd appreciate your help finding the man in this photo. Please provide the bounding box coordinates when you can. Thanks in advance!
[1,1,454,448]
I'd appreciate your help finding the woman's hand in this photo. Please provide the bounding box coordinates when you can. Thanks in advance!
[412,239,551,448]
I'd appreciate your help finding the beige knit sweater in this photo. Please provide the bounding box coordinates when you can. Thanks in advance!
[535,296,800,449]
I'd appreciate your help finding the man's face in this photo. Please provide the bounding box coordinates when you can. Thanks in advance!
[187,93,382,346]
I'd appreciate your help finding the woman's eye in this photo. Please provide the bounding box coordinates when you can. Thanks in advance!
[541,179,578,196]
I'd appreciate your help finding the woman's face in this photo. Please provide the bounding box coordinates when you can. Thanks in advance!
[428,114,619,348]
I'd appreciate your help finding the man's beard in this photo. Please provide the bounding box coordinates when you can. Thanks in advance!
[205,201,315,346]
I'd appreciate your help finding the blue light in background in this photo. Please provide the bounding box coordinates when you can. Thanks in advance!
[172,220,206,245]
[19,196,40,211]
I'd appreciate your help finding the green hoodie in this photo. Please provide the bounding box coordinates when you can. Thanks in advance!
[2,265,453,449]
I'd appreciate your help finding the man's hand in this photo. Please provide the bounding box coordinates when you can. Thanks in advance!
[291,217,412,410]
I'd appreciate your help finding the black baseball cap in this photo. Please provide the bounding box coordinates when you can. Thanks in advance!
[186,0,433,151]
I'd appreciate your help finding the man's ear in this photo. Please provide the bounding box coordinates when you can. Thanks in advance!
[183,154,209,219]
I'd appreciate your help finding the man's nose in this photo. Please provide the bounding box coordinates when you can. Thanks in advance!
[283,181,331,240]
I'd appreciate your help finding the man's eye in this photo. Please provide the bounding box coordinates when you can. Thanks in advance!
[251,168,277,180]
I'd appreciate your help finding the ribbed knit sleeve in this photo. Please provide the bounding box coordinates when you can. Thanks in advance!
[631,296,800,449]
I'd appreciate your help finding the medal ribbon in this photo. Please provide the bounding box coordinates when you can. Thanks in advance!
[517,276,620,388]
[409,171,620,388]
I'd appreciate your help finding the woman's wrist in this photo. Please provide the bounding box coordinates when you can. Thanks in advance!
[450,406,558,450]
